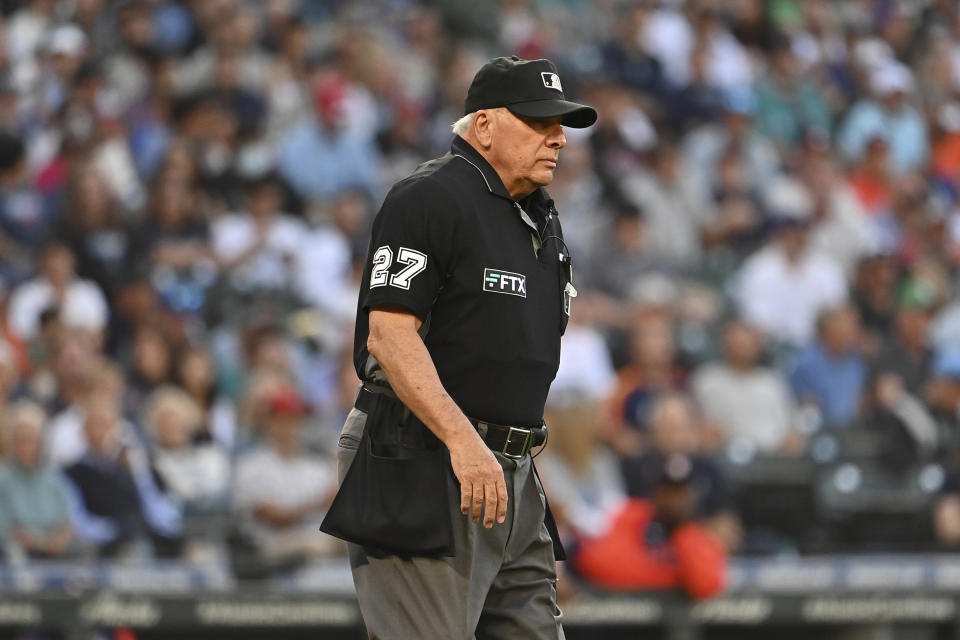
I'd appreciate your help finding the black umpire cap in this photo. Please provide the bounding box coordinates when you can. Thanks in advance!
[464,56,597,128]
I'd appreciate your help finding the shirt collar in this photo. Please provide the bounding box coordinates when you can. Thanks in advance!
[449,136,556,225]
[451,135,514,201]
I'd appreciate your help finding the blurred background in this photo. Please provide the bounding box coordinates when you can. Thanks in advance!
[3,0,960,638]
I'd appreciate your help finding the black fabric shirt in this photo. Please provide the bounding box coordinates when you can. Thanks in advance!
[353,136,572,428]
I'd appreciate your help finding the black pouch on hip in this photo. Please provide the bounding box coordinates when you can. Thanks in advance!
[320,389,455,556]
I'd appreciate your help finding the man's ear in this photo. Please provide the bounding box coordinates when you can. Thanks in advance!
[473,109,495,150]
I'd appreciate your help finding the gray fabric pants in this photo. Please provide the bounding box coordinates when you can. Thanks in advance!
[337,407,565,640]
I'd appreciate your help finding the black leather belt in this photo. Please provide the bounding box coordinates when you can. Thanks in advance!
[468,418,546,460]
[354,385,545,459]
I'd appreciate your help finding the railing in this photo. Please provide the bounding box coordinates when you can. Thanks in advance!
[5,556,960,639]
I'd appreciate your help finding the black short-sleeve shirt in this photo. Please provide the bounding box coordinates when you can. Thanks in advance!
[353,136,573,427]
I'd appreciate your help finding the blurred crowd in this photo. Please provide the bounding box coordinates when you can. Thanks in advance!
[3,0,960,598]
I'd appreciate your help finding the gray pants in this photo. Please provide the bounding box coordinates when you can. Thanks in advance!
[337,408,565,640]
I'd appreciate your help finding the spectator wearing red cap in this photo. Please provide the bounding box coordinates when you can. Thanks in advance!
[274,72,382,201]
[232,385,340,567]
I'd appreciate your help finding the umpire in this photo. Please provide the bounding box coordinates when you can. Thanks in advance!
[327,56,596,639]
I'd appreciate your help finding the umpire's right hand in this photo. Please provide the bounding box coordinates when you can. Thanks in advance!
[448,430,508,528]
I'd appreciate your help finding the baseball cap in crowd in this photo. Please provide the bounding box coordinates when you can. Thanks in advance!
[266,387,307,416]
[870,61,914,96]
[655,453,696,486]
[464,56,597,128]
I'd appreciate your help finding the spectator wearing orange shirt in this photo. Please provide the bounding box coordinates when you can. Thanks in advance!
[571,453,727,600]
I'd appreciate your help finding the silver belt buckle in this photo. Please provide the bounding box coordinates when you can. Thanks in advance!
[502,426,532,459]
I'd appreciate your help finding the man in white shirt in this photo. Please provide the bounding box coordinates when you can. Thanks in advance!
[211,175,307,295]
[6,242,108,342]
[692,320,800,454]
[737,177,846,346]
[233,387,339,563]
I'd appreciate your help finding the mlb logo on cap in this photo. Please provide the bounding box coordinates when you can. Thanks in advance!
[541,72,563,92]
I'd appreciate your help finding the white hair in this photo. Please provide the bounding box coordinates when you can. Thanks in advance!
[452,108,510,136]
[451,112,476,136]
[6,399,47,441]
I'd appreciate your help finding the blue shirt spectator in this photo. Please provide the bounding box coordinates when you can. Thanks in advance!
[788,306,867,427]
[275,76,381,201]
[837,61,928,175]
[0,402,75,559]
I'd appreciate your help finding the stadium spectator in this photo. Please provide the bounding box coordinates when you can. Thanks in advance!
[232,386,340,565]
[0,400,75,560]
[852,252,900,345]
[537,400,625,543]
[619,139,707,271]
[681,87,780,206]
[602,314,685,457]
[6,241,108,342]
[692,319,802,455]
[47,355,126,467]
[294,189,364,322]
[870,297,935,398]
[753,35,832,149]
[838,60,929,176]
[275,69,382,201]
[63,389,182,558]
[210,173,306,303]
[737,177,846,346]
[799,144,877,277]
[548,318,617,406]
[174,345,236,452]
[582,201,656,302]
[845,135,894,222]
[699,148,766,263]
[663,41,723,135]
[55,166,131,301]
[572,453,727,599]
[788,305,868,428]
[621,393,741,551]
[599,2,667,99]
[126,174,213,317]
[0,130,44,288]
[142,385,229,513]
[124,324,173,415]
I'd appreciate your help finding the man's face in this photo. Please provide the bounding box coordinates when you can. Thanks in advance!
[43,246,75,286]
[724,322,760,368]
[12,423,42,470]
[897,308,930,348]
[650,398,698,454]
[779,224,809,259]
[266,413,301,453]
[488,110,566,198]
[822,308,860,353]
[84,392,119,453]
[653,483,696,527]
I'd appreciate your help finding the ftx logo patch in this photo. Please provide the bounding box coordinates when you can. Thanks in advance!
[484,268,526,297]
[541,72,563,92]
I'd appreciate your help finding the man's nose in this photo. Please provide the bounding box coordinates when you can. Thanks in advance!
[547,124,566,149]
